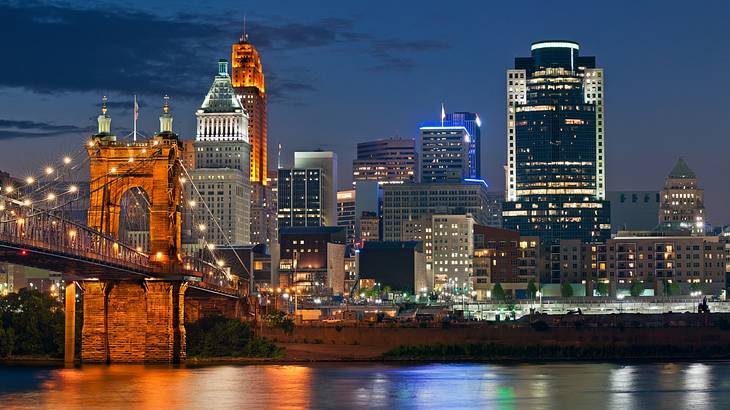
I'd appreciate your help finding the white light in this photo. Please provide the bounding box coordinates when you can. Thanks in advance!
[531,41,579,51]
[0,204,4,211]
[188,200,197,207]
[26,177,34,185]
[63,156,71,164]
[216,260,225,267]
[128,157,134,163]
[4,186,13,193]
[22,199,31,206]
[45,167,54,175]
[198,224,206,231]
[47,193,56,201]
[110,167,117,173]
[69,185,78,193]
[179,177,187,184]
[475,115,482,127]
[88,140,95,147]
[207,244,215,250]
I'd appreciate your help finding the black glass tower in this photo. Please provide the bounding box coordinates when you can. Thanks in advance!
[503,41,610,246]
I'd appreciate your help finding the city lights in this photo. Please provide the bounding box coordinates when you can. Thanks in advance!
[63,156,71,164]
[25,177,34,184]
[45,167,54,175]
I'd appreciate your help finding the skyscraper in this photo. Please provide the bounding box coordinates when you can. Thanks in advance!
[188,59,251,245]
[231,30,267,185]
[659,158,705,234]
[352,138,418,184]
[277,168,323,230]
[502,40,610,243]
[294,151,337,227]
[419,124,471,183]
[444,112,482,178]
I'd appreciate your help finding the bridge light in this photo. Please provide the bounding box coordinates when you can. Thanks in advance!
[22,199,31,207]
[69,185,78,193]
[63,156,71,165]
[4,186,13,193]
[206,244,215,250]
[179,177,187,184]
[25,177,34,185]
[216,260,225,267]
[88,140,95,147]
[110,167,117,173]
[47,193,56,201]
[45,167,54,175]
[156,251,163,260]
[0,204,4,211]
[141,148,147,154]
[128,157,134,163]
[20,250,27,256]
[17,218,25,225]
[136,246,142,252]
[68,229,76,237]
[188,200,196,208]
[198,224,206,231]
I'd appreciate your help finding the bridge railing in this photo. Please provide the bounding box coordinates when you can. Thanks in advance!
[0,209,151,271]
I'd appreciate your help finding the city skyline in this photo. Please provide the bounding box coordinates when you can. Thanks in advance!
[0,1,729,224]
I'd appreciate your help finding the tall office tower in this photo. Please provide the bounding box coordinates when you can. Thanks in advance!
[337,189,357,247]
[420,123,472,183]
[181,140,196,170]
[503,40,610,243]
[250,181,278,245]
[659,158,705,234]
[231,30,267,185]
[295,151,337,226]
[188,59,251,245]
[444,112,482,178]
[352,138,418,184]
[277,168,323,230]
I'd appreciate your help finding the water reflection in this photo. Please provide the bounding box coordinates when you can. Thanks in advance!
[0,362,729,409]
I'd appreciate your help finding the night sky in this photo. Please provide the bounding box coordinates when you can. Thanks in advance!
[1,0,729,224]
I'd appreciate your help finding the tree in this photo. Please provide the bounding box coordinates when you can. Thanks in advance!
[526,279,538,299]
[664,281,681,296]
[491,283,506,301]
[595,282,609,297]
[560,282,574,298]
[630,280,644,297]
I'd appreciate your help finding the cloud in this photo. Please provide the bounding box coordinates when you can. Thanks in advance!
[0,2,448,103]
[0,119,93,140]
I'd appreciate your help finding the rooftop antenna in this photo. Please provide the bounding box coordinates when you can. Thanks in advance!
[243,15,248,42]
[133,95,139,141]
[277,143,282,169]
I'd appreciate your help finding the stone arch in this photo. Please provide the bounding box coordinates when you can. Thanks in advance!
[87,136,183,266]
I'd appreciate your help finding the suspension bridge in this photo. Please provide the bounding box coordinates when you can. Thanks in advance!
[0,97,252,363]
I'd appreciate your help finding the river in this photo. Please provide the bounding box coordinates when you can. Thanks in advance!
[1,362,729,409]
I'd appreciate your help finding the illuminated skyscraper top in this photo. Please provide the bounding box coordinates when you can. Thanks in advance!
[232,28,268,185]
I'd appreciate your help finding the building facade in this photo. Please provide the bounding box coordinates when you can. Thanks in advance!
[431,214,475,289]
[420,124,471,183]
[608,191,661,233]
[277,168,323,230]
[188,59,251,245]
[352,138,417,184]
[503,40,610,243]
[382,180,490,242]
[337,189,357,247]
[444,112,482,178]
[278,227,347,295]
[294,151,337,226]
[357,241,426,294]
[231,31,267,186]
[659,158,705,235]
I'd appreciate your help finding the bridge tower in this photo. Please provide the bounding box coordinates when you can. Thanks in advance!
[87,95,183,268]
[75,97,189,364]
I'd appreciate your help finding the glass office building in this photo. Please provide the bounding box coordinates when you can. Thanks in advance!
[503,40,610,244]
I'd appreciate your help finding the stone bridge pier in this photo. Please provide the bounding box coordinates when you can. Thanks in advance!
[71,280,187,364]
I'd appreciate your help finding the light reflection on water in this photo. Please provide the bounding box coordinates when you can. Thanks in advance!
[0,362,729,409]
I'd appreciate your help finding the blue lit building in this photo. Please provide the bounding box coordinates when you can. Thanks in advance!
[419,111,482,182]
[502,40,610,245]
[445,112,482,178]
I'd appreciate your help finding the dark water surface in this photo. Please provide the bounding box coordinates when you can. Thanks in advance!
[0,362,729,409]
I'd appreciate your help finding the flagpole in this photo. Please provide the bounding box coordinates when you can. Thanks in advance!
[133,95,138,142]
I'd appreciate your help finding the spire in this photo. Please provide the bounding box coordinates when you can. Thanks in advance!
[241,15,249,43]
[97,95,112,135]
[159,95,173,133]
[668,157,696,179]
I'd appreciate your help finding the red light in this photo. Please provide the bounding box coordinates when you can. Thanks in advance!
[20,250,28,256]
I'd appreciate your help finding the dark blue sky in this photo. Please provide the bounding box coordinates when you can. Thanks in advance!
[1,0,729,223]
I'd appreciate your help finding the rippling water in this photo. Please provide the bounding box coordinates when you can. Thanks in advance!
[1,362,729,409]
